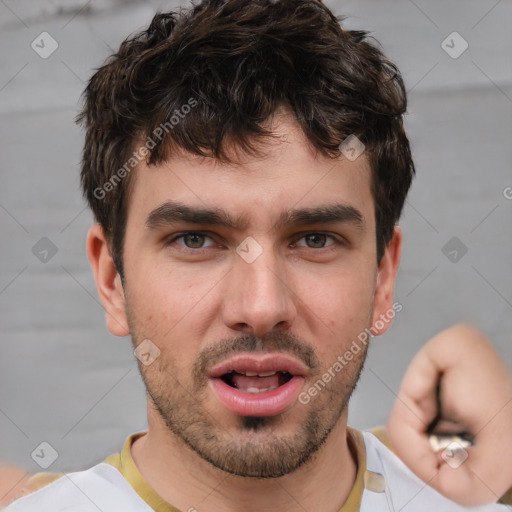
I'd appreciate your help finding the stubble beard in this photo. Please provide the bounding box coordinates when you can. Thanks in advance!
[134,332,368,478]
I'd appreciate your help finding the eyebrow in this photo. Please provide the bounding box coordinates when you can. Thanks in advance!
[145,200,366,232]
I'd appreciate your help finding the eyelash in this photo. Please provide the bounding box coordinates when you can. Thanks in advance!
[165,231,343,253]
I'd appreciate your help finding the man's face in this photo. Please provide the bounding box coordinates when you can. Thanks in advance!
[113,112,398,478]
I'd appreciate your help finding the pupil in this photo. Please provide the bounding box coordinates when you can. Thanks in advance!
[185,233,204,248]
[307,234,325,248]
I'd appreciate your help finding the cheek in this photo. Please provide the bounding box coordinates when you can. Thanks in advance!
[303,267,376,351]
[124,265,217,375]
[315,265,375,313]
[127,260,204,325]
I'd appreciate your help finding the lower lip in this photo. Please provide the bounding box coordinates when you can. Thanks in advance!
[209,376,305,417]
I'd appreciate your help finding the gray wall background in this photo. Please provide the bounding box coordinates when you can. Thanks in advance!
[1,0,511,475]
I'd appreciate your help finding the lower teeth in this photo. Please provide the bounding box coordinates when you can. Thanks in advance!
[243,386,278,394]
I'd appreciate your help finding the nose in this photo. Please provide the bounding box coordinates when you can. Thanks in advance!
[222,245,298,338]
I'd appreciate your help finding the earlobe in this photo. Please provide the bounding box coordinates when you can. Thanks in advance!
[371,226,402,335]
[86,224,130,337]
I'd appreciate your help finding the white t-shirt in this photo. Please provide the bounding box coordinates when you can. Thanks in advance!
[3,431,509,512]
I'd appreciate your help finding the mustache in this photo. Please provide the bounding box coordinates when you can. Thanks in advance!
[192,331,320,384]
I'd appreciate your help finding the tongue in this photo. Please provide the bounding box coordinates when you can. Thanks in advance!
[231,373,281,391]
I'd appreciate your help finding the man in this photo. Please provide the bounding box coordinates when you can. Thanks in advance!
[4,0,512,510]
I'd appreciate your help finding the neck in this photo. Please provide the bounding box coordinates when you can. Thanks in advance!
[131,413,357,512]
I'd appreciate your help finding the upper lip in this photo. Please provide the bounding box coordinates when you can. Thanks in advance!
[208,353,309,378]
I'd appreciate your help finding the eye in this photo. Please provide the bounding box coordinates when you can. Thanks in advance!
[167,232,217,250]
[293,233,338,249]
[165,231,343,254]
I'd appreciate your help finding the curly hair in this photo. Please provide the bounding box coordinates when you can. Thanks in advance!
[76,0,415,278]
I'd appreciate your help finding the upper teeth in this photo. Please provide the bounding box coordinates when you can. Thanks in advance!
[242,371,277,377]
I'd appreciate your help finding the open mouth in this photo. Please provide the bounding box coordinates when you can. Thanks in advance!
[207,353,307,416]
[220,370,294,393]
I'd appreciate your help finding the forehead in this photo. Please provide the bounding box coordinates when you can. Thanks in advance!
[125,113,374,231]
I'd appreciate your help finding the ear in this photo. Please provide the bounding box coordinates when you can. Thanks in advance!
[86,224,130,337]
[371,226,402,335]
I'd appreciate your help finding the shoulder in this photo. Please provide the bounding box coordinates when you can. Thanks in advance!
[361,430,509,511]
[363,427,512,507]
[18,471,66,495]
[3,462,151,512]
[0,465,35,507]
[367,425,393,451]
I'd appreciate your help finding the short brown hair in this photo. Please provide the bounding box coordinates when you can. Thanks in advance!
[76,0,415,278]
